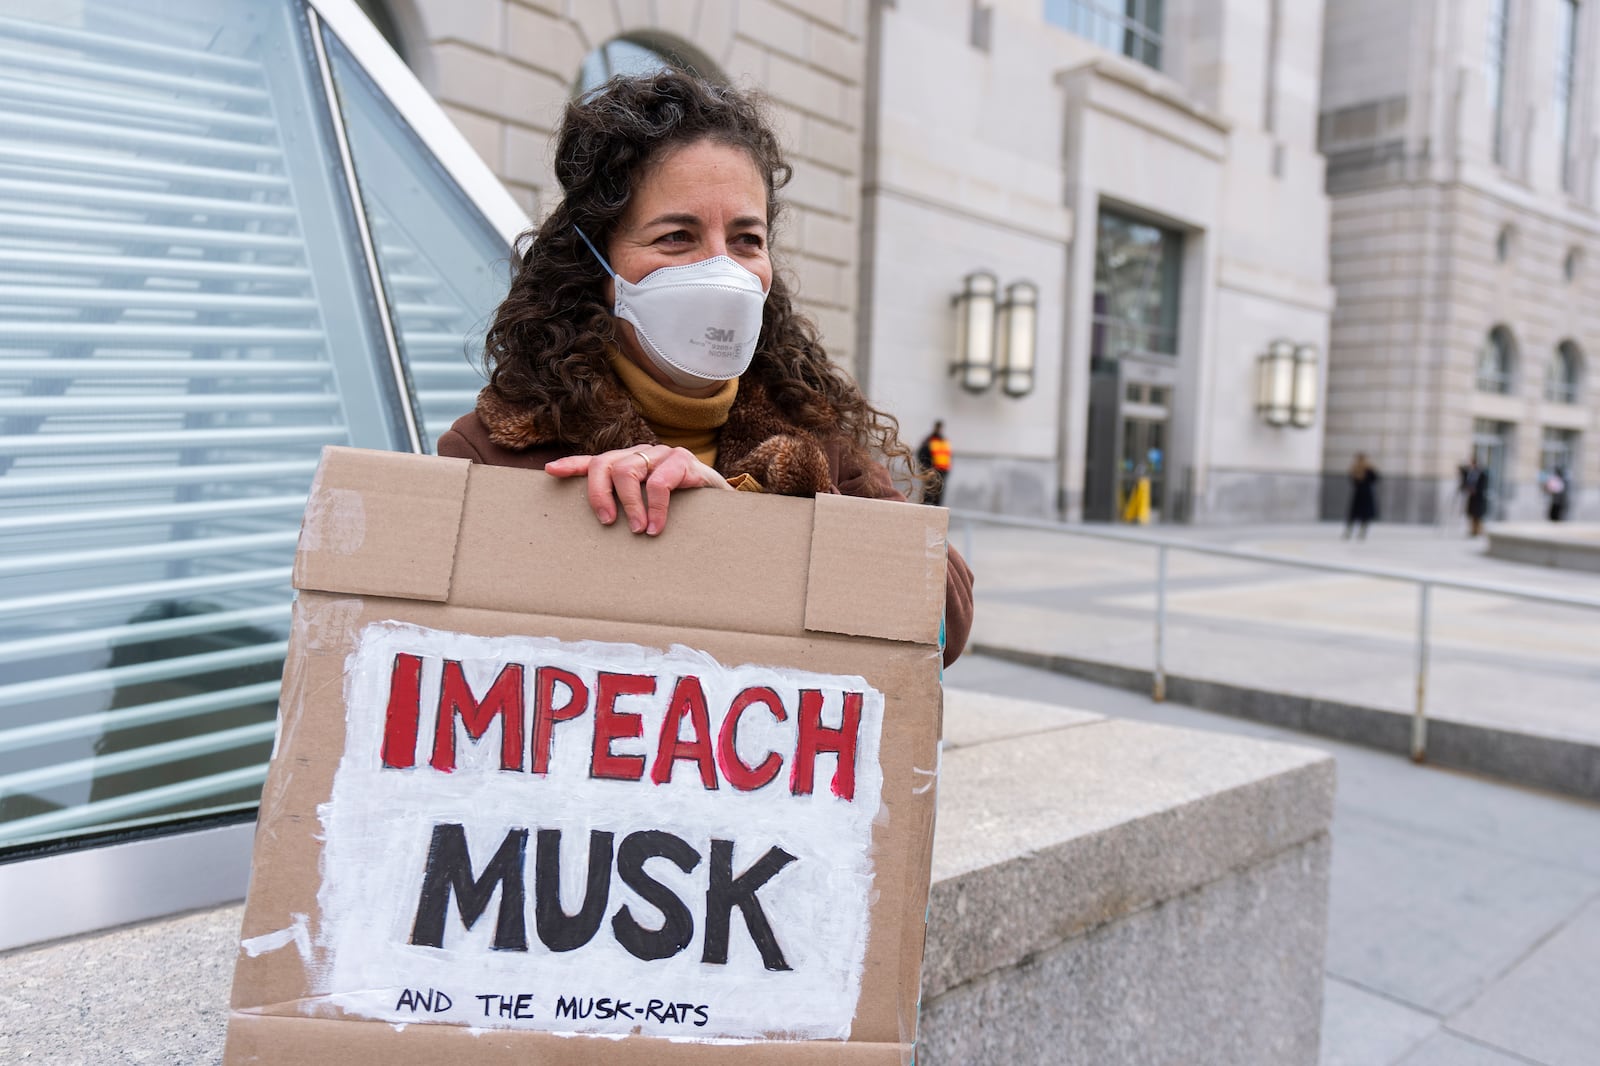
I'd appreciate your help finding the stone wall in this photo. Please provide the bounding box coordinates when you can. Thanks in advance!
[919,691,1335,1065]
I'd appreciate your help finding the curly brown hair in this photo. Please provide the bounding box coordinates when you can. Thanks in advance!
[480,69,912,475]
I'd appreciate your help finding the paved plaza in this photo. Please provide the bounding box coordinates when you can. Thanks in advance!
[947,657,1600,1066]
[953,518,1600,748]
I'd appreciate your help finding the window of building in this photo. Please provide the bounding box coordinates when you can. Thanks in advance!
[1541,427,1579,486]
[1477,326,1518,393]
[575,36,712,97]
[1472,418,1514,517]
[1557,0,1580,191]
[0,0,510,857]
[1496,224,1515,262]
[1548,340,1584,403]
[1044,0,1165,70]
[1092,209,1183,363]
[1565,247,1583,281]
[353,0,409,63]
[1486,0,1511,164]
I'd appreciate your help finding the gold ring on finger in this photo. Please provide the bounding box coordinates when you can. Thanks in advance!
[635,449,653,475]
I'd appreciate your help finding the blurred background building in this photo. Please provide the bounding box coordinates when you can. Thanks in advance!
[1320,0,1600,524]
[358,0,1335,524]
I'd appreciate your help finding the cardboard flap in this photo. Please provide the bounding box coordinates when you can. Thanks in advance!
[804,492,947,645]
[293,447,469,602]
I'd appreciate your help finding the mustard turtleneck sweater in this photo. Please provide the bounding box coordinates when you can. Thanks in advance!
[609,353,738,468]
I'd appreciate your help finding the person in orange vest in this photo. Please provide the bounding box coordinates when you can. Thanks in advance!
[916,421,952,506]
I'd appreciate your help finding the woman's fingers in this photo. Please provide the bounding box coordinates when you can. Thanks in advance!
[604,450,653,531]
[547,447,729,535]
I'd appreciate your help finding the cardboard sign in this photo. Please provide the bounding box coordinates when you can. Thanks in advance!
[225,448,947,1064]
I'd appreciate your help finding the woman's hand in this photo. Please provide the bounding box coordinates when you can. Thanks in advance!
[545,445,730,536]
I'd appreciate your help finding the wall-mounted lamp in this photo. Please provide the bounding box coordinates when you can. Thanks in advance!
[1290,343,1318,428]
[996,280,1038,397]
[950,271,997,392]
[1256,338,1318,428]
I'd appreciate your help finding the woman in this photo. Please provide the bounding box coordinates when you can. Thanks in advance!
[1343,453,1379,540]
[438,71,973,664]
[1461,458,1490,537]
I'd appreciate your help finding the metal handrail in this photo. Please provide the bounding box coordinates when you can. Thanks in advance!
[950,509,1600,763]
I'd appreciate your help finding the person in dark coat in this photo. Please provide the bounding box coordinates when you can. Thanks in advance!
[1343,453,1379,540]
[915,421,951,506]
[1461,458,1490,536]
[1546,465,1570,522]
[435,71,974,664]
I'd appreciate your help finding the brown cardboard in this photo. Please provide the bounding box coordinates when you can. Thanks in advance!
[226,447,947,1064]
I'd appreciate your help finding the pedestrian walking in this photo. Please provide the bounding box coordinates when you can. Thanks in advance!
[916,420,951,506]
[1545,465,1570,522]
[1461,458,1490,536]
[1343,453,1379,539]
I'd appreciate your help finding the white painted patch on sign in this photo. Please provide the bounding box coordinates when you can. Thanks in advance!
[315,622,885,1041]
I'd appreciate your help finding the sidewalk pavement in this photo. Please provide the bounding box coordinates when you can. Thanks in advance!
[952,519,1600,750]
[946,655,1600,1066]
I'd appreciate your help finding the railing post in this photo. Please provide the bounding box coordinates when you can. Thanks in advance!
[1412,581,1431,763]
[1153,544,1168,702]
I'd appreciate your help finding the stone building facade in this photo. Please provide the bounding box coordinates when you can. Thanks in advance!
[864,0,1333,521]
[358,0,1334,523]
[1321,0,1600,523]
[357,0,870,374]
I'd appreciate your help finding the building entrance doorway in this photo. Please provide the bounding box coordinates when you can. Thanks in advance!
[1121,412,1167,519]
[1086,370,1174,521]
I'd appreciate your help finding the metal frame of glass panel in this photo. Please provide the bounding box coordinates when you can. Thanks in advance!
[0,0,527,951]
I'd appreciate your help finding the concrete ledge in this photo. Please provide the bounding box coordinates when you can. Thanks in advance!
[975,644,1600,801]
[920,837,1331,1065]
[0,692,1335,1065]
[1486,524,1600,573]
[920,691,1334,1064]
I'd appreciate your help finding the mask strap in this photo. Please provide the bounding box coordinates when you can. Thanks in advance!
[573,226,616,276]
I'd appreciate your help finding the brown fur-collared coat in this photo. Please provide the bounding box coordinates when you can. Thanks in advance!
[437,380,975,665]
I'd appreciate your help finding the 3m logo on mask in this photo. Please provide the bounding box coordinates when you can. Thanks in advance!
[705,327,736,343]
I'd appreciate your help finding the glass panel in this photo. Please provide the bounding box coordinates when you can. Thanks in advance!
[0,0,422,853]
[1092,210,1183,361]
[322,29,511,451]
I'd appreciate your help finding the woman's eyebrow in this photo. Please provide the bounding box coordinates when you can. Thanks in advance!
[641,212,767,230]
[642,212,701,228]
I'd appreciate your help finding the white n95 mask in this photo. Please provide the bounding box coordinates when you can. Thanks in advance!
[577,226,768,388]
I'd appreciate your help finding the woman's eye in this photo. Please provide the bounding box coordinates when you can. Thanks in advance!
[733,233,765,249]
[657,230,692,245]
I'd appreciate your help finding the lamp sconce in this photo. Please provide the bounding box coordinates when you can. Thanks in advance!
[1256,338,1318,428]
[950,271,997,392]
[950,272,1037,397]
[996,280,1038,397]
